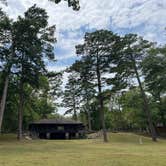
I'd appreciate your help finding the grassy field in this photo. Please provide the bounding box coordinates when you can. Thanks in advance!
[0,133,166,166]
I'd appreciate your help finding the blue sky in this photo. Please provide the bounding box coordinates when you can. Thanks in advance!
[1,0,166,114]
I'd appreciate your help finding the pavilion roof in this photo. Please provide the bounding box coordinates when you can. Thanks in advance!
[30,119,83,125]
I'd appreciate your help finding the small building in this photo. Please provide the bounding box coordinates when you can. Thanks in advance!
[29,119,86,139]
[156,124,166,137]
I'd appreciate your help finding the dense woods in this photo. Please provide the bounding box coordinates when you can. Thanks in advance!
[0,3,166,142]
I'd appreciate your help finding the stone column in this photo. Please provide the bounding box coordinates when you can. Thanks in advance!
[76,132,79,139]
[65,132,69,139]
[46,133,50,139]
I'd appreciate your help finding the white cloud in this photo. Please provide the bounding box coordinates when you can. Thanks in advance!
[47,65,67,72]
[1,0,165,40]
[0,1,164,54]
[1,0,165,46]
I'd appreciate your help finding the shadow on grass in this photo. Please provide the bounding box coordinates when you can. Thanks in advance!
[0,134,17,142]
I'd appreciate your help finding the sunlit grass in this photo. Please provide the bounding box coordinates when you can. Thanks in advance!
[0,133,166,166]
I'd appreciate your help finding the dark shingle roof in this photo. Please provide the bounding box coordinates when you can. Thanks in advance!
[30,119,83,125]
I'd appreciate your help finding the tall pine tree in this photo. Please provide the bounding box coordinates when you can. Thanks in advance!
[111,34,157,141]
[76,30,119,142]
[13,5,56,140]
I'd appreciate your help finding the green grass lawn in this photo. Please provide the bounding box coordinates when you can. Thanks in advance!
[0,133,166,166]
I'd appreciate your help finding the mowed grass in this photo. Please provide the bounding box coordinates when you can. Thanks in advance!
[0,133,166,166]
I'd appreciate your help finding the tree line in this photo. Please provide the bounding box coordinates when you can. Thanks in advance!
[0,2,165,143]
[62,31,166,142]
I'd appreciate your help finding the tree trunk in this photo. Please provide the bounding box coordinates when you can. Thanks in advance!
[96,53,108,142]
[0,74,9,133]
[73,109,77,121]
[158,96,166,127]
[159,109,166,127]
[73,96,77,121]
[17,81,24,140]
[132,58,157,141]
[87,110,92,131]
[99,94,108,142]
[86,94,92,131]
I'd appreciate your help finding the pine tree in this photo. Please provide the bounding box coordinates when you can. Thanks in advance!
[111,34,157,141]
[142,46,166,127]
[12,5,56,140]
[70,60,96,131]
[62,72,81,121]
[76,30,119,142]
